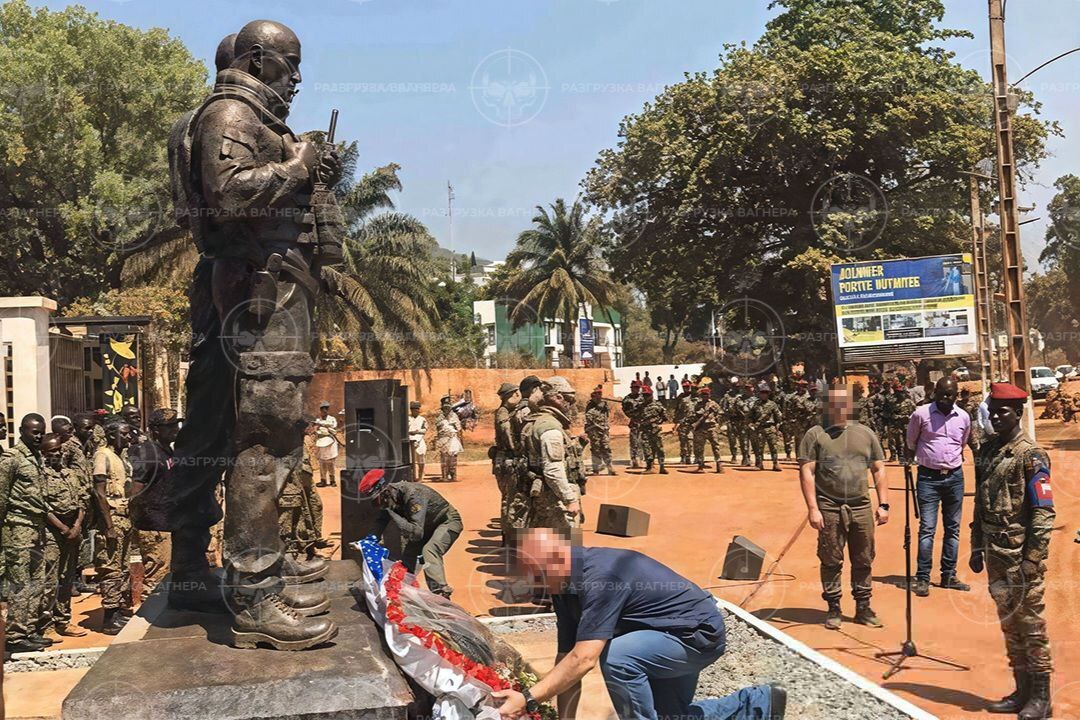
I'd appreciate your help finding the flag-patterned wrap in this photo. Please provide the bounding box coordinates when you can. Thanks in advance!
[360,534,390,582]
[1028,466,1054,508]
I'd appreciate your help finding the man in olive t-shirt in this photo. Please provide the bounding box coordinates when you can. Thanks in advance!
[798,384,889,631]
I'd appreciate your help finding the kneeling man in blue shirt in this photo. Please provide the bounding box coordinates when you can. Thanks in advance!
[494,528,785,719]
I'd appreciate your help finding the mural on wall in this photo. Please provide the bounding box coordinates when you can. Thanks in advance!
[101,334,139,413]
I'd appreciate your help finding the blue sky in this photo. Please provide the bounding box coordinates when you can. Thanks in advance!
[43,0,1080,268]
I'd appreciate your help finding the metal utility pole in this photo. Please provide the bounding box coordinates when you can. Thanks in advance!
[968,175,994,386]
[447,182,456,282]
[989,0,1035,436]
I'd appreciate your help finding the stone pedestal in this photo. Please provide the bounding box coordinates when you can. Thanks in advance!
[62,560,415,720]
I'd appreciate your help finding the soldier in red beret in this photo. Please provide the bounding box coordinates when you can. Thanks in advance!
[358,468,462,599]
[970,383,1056,718]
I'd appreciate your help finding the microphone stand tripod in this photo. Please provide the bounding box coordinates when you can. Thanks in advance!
[875,459,969,679]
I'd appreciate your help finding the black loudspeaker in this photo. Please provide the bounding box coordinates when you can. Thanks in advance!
[340,379,412,562]
[343,379,410,467]
[720,535,765,580]
[596,504,650,537]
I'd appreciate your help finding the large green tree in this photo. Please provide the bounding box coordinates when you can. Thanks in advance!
[491,198,618,367]
[0,0,207,305]
[584,0,1055,373]
[1041,174,1080,323]
[319,163,443,369]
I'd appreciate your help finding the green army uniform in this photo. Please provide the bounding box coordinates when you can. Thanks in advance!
[787,389,815,448]
[691,395,725,472]
[638,396,668,472]
[890,394,916,462]
[877,389,899,461]
[959,393,983,452]
[584,398,614,475]
[506,404,535,530]
[0,441,50,646]
[92,446,133,613]
[674,391,697,464]
[493,404,518,535]
[777,389,797,460]
[748,393,783,470]
[737,391,758,466]
[858,389,880,434]
[525,406,581,530]
[43,464,88,629]
[972,433,1055,679]
[373,481,462,597]
[621,391,646,468]
[62,436,95,582]
[718,390,742,464]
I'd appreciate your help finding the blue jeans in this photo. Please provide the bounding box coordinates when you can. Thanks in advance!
[915,466,964,582]
[600,630,774,720]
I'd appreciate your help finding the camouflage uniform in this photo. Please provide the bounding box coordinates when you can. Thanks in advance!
[506,404,535,530]
[733,391,756,466]
[719,390,743,463]
[691,396,725,472]
[891,394,916,462]
[62,436,95,581]
[0,441,50,645]
[525,407,581,530]
[372,482,462,597]
[748,394,783,470]
[92,446,134,612]
[778,389,798,459]
[584,398,614,474]
[638,397,667,471]
[43,464,88,628]
[493,404,518,535]
[621,391,646,468]
[674,391,697,464]
[972,432,1055,676]
[858,389,881,434]
[878,389,901,460]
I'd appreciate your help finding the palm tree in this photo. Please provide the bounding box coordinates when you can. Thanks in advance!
[319,163,441,368]
[501,198,618,367]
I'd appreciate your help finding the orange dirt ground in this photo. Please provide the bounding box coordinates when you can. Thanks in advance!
[6,412,1078,720]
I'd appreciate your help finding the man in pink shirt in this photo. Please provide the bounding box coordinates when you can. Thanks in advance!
[905,377,972,597]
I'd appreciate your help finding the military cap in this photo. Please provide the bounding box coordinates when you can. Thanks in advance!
[520,375,543,396]
[542,376,575,394]
[440,395,452,405]
[497,382,519,398]
[757,381,771,393]
[796,379,808,386]
[640,384,653,395]
[699,386,711,396]
[409,401,421,410]
[591,385,603,397]
[357,468,388,497]
[990,382,1027,401]
[630,379,642,389]
[319,400,331,408]
[149,408,183,426]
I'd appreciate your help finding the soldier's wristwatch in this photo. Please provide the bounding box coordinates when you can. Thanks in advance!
[878,503,890,511]
[522,688,541,714]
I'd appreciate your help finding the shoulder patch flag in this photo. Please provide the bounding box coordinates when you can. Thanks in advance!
[1028,466,1054,508]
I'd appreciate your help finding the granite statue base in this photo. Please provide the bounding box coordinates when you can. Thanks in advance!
[62,560,416,720]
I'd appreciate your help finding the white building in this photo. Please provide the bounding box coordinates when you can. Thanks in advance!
[472,299,624,369]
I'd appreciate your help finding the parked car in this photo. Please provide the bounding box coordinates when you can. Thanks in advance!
[1030,366,1060,399]
[1054,364,1077,381]
[952,366,972,381]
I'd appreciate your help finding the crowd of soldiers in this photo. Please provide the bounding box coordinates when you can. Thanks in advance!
[0,404,330,653]
[620,377,822,473]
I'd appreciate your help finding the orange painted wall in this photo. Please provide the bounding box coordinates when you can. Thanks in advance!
[307,368,618,416]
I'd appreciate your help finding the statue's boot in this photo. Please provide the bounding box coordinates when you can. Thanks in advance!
[167,527,229,614]
[280,583,330,616]
[232,593,337,651]
[283,553,329,584]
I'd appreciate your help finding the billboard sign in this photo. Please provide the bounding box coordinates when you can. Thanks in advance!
[830,254,977,363]
[579,318,595,359]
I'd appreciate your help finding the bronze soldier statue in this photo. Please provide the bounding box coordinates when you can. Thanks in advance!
[131,20,344,651]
